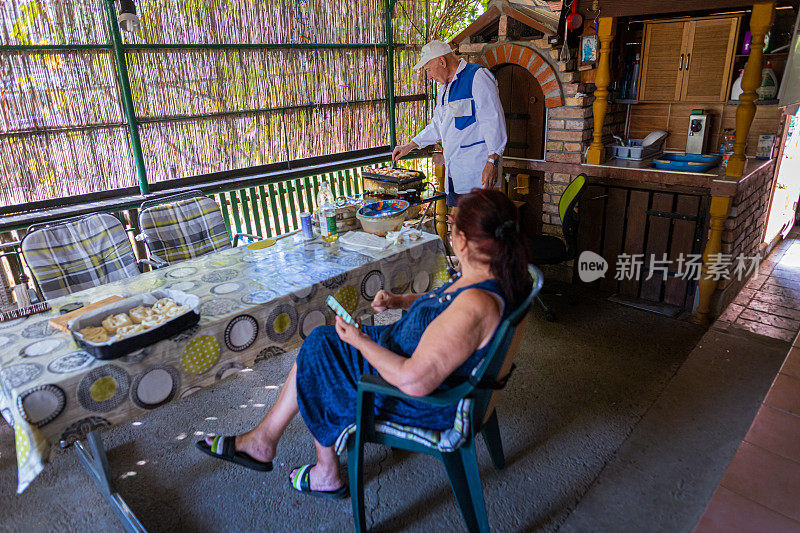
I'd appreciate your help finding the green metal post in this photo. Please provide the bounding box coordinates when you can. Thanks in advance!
[104,0,149,195]
[386,0,397,148]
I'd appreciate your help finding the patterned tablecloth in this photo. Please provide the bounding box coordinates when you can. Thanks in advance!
[0,232,448,493]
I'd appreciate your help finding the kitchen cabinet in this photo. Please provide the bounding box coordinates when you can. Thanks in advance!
[638,16,741,103]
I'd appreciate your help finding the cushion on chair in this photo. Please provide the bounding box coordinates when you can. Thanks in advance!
[138,196,231,264]
[526,234,567,265]
[21,213,140,300]
[333,398,472,455]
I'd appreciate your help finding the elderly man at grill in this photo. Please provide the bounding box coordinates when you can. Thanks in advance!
[392,40,507,208]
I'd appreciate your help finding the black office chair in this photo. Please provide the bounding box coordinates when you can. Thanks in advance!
[527,173,587,321]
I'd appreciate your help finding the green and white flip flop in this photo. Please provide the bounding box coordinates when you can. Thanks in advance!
[195,436,273,472]
[289,464,349,500]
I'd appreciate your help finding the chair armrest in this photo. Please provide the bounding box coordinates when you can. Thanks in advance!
[138,257,167,270]
[233,233,262,246]
[357,374,471,407]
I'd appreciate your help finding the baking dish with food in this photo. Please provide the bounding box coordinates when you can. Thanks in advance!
[68,289,201,360]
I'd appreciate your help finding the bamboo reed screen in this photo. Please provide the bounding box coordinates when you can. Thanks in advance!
[1,0,460,209]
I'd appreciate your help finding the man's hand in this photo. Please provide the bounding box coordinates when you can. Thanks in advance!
[481,161,498,189]
[392,142,418,162]
[371,290,395,313]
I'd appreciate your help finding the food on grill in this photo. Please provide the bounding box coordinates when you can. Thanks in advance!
[362,166,419,179]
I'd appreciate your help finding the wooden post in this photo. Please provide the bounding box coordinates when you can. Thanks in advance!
[434,163,448,242]
[726,1,776,178]
[586,17,616,165]
[695,196,733,323]
[695,2,775,324]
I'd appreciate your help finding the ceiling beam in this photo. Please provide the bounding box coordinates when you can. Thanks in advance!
[593,0,778,18]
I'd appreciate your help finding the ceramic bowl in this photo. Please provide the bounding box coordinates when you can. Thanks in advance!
[356,200,410,236]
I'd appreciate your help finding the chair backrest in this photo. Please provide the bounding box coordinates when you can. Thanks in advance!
[138,190,231,265]
[557,174,587,259]
[21,213,140,300]
[467,265,544,426]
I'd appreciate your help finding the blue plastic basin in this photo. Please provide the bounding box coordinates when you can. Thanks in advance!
[652,154,720,173]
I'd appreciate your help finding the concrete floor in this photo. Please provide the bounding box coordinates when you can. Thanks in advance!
[0,287,788,532]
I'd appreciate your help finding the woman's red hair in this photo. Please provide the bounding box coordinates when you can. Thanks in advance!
[454,189,531,309]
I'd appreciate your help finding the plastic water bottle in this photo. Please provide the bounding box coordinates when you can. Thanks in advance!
[316,179,335,211]
[316,179,336,240]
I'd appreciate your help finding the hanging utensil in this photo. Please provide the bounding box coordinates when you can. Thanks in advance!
[567,0,584,31]
[559,3,571,62]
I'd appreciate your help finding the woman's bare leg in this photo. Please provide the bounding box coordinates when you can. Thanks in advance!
[205,362,300,462]
[290,440,345,491]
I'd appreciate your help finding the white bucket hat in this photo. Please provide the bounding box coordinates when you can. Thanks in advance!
[412,40,454,70]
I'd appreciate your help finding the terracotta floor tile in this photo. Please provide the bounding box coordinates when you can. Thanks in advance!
[752,291,800,311]
[745,276,766,291]
[734,319,797,342]
[738,309,800,331]
[764,373,800,416]
[719,302,745,323]
[747,299,800,321]
[782,348,800,379]
[695,486,800,533]
[745,405,800,463]
[720,442,800,521]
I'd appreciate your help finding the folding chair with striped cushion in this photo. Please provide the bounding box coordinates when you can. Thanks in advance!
[21,213,141,300]
[137,191,249,266]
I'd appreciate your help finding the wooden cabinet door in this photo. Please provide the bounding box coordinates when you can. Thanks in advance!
[680,17,739,102]
[639,21,690,102]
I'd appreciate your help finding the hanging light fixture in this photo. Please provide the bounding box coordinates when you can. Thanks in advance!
[118,0,141,34]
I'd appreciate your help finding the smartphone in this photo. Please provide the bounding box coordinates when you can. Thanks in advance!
[326,295,359,329]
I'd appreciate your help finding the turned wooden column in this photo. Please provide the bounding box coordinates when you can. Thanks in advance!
[726,1,776,178]
[434,163,448,242]
[695,1,775,324]
[695,196,733,323]
[586,17,617,165]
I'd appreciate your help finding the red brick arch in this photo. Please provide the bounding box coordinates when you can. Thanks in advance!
[476,43,564,108]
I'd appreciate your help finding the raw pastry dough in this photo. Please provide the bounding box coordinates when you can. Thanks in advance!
[129,305,156,324]
[117,324,145,338]
[101,313,133,334]
[141,315,168,329]
[79,326,109,343]
[153,298,177,314]
[163,305,189,319]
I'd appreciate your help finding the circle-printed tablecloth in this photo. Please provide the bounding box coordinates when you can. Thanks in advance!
[181,335,221,374]
[0,230,446,495]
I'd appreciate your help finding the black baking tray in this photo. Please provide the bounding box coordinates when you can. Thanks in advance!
[73,310,200,360]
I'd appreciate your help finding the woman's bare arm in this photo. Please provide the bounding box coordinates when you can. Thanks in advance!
[339,288,502,396]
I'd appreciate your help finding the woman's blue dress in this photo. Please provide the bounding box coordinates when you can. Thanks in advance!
[295,275,509,447]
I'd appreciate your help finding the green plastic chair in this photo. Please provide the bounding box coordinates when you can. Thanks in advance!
[347,266,544,532]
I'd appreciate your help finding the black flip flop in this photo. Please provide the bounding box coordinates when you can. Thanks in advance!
[195,436,273,472]
[289,464,349,500]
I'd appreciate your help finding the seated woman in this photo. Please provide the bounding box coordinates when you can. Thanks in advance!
[197,189,531,498]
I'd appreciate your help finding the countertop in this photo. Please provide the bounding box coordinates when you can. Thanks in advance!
[500,155,776,196]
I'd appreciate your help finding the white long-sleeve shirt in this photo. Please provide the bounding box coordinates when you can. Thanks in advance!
[412,59,507,194]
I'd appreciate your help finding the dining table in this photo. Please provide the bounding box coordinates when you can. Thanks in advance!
[0,230,448,503]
